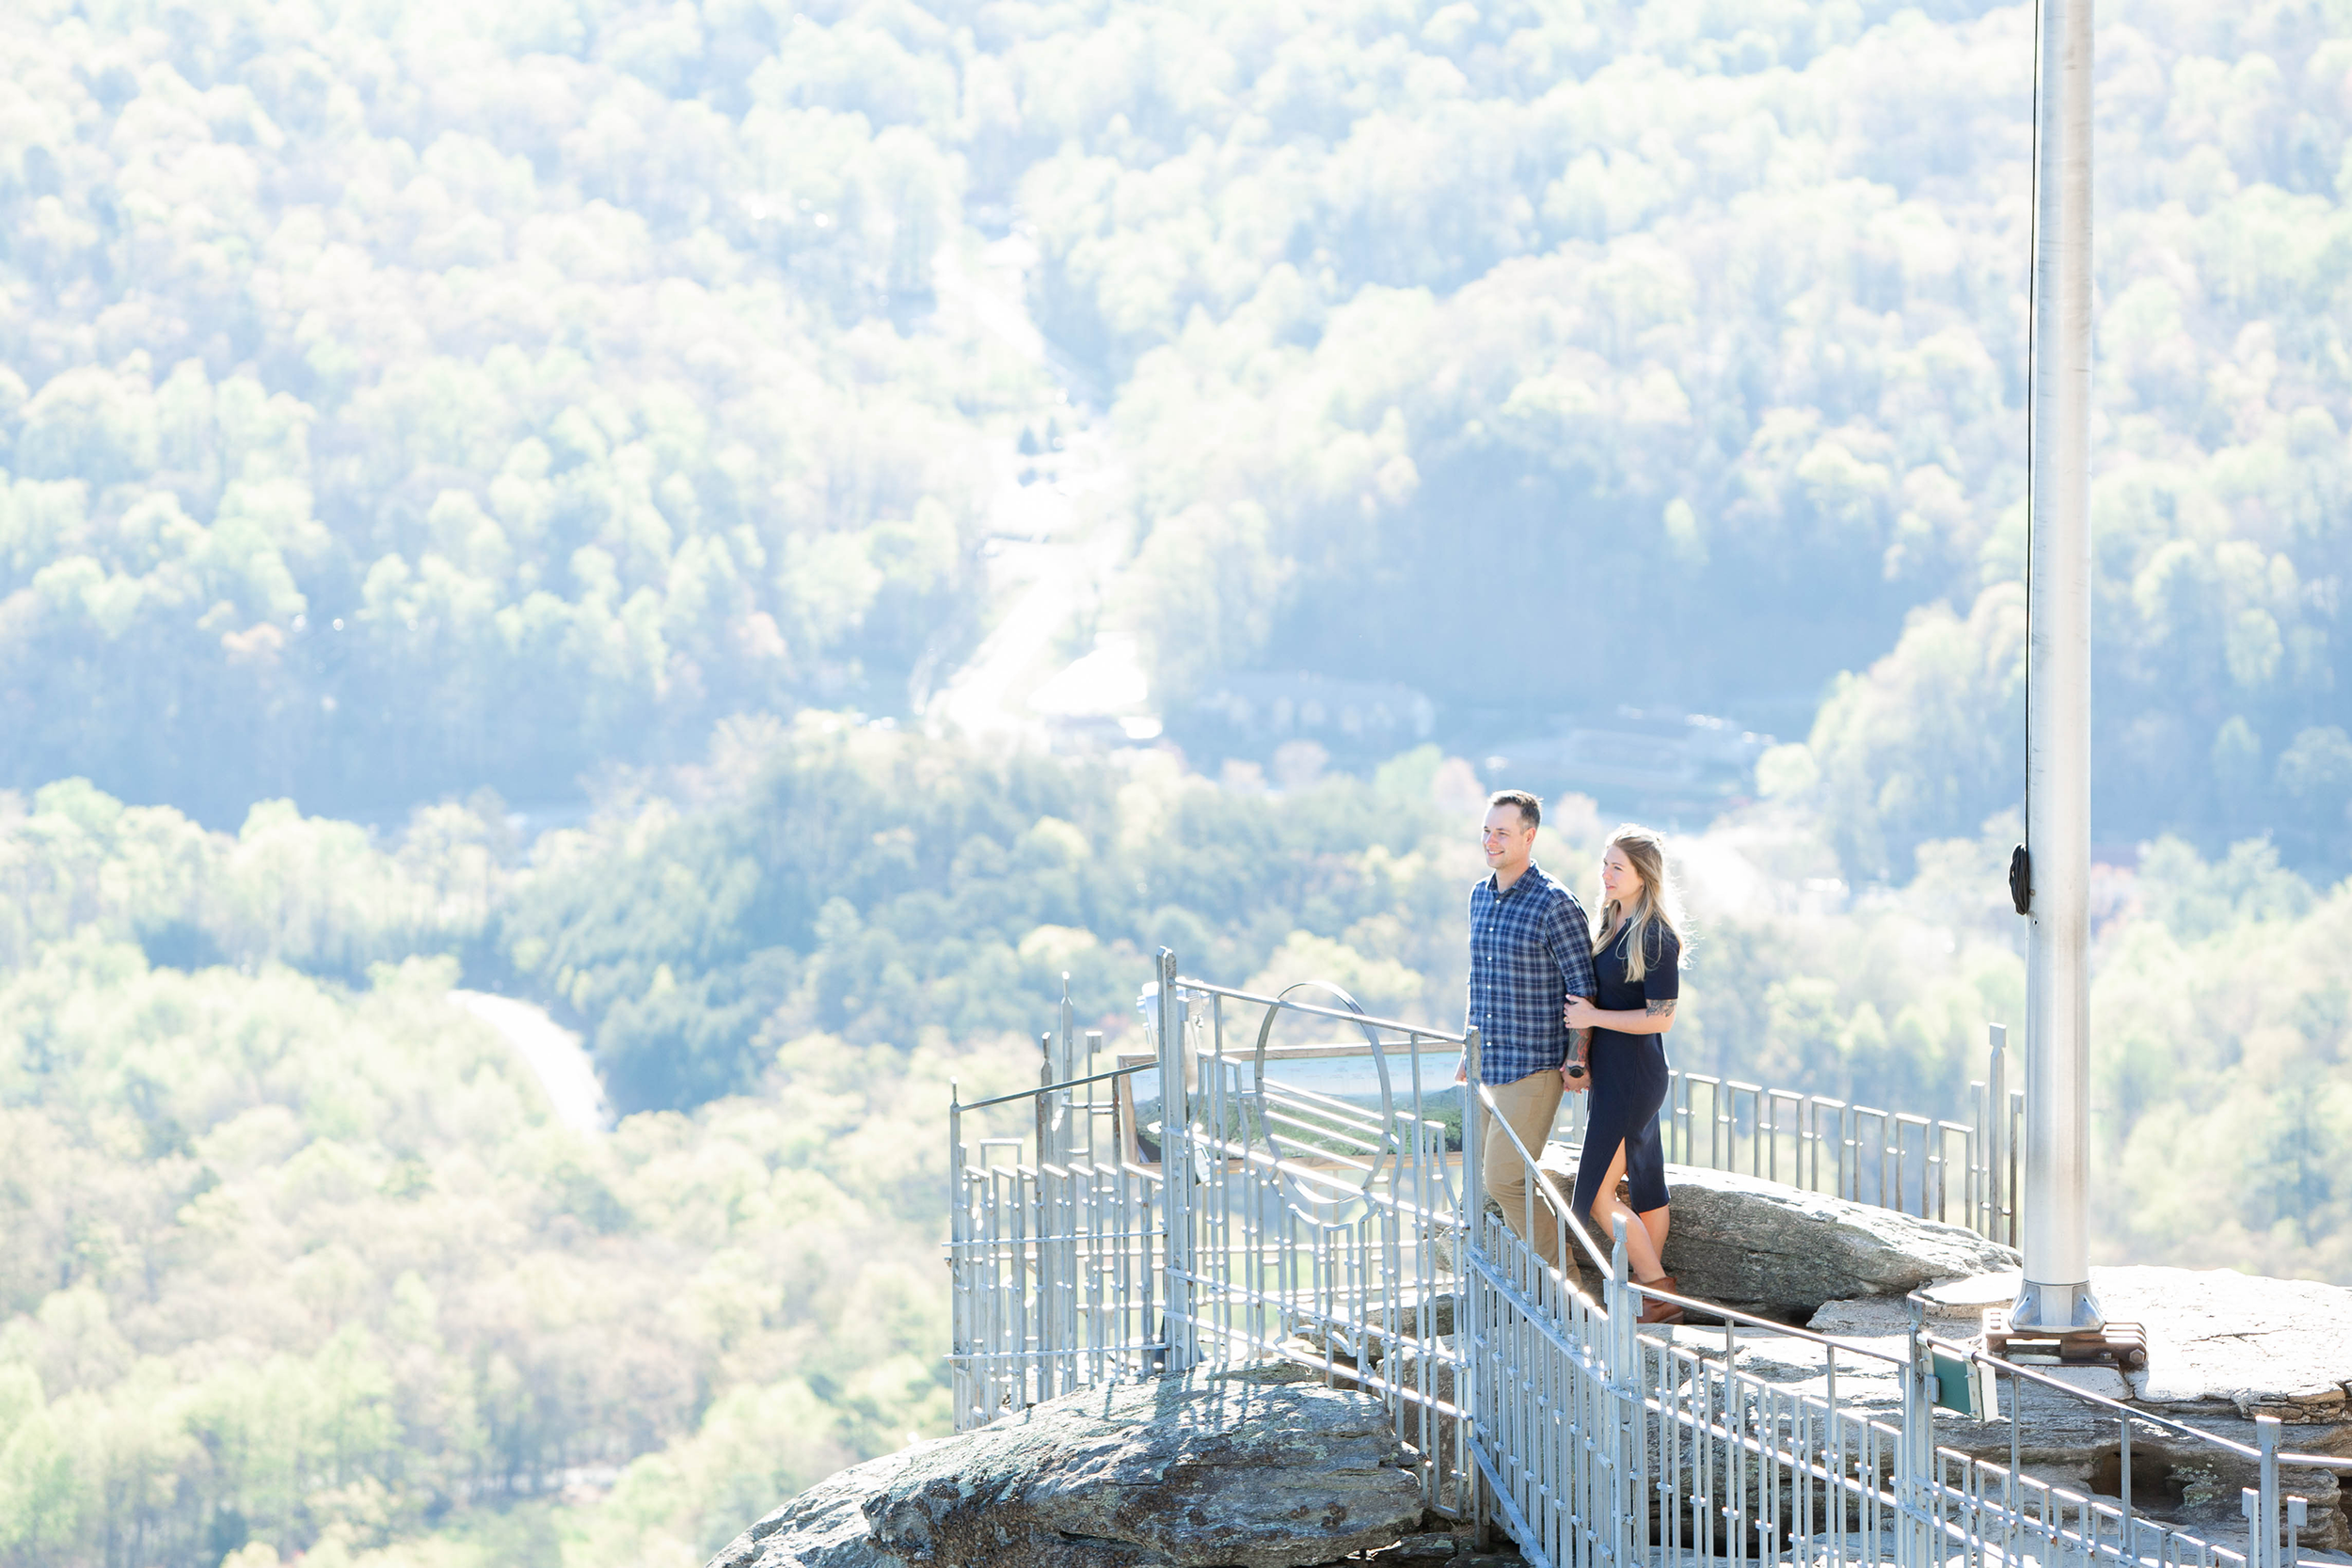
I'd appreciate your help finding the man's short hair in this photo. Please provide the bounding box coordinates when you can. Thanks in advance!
[1487,789,1542,830]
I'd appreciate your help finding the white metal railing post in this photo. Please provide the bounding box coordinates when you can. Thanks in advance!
[1155,947,1198,1370]
[1898,1295,1935,1568]
[1462,1022,1486,1258]
[948,1085,971,1427]
[1031,1036,1061,1396]
[1463,1026,1492,1550]
[1985,1023,2009,1244]
[1057,976,1077,1082]
[2257,1415,2282,1568]
[1610,1213,1635,1568]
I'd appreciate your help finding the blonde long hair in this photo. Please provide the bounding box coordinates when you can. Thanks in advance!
[1595,824,1686,983]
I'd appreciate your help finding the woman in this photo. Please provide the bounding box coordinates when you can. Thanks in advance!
[1562,825,1686,1325]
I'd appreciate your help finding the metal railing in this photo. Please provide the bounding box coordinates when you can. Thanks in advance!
[945,953,2340,1568]
[1557,1020,2022,1244]
[1463,1036,2348,1568]
[950,956,1475,1503]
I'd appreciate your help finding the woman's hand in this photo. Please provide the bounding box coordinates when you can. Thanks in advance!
[1562,994,1604,1031]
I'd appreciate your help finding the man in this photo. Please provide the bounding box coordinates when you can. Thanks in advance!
[1454,789,1593,1271]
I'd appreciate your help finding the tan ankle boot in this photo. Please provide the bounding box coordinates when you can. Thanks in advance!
[1635,1274,1686,1325]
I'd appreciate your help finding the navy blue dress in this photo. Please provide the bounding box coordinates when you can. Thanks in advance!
[1570,921,1678,1222]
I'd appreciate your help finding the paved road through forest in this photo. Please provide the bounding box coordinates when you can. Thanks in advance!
[454,990,612,1134]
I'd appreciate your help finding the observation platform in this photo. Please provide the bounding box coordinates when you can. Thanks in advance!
[943,960,2352,1568]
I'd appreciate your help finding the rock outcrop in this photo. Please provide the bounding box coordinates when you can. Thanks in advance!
[1534,1149,2018,1316]
[710,1442,949,1568]
[2087,1266,2352,1424]
[708,1371,1432,1568]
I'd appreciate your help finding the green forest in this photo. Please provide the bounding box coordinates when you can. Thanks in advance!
[4,0,2352,1565]
[6,0,2351,872]
[8,741,2351,1568]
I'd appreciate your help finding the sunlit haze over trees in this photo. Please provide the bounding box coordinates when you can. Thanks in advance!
[3,0,2350,1564]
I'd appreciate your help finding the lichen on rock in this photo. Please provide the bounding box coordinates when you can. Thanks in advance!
[710,1371,1430,1568]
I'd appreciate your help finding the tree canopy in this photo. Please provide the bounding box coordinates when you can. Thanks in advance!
[1,0,1025,824]
[8,727,2350,1567]
[7,0,2352,1564]
[3,0,2349,872]
[0,934,1029,1568]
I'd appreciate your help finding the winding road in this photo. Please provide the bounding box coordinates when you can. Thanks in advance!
[446,237,1137,1130]
[454,990,612,1134]
[926,230,1140,745]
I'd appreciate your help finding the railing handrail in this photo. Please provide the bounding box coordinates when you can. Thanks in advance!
[950,1058,1153,1112]
[1170,974,1470,1042]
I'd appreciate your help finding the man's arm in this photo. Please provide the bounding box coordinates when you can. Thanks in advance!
[1548,890,1597,1077]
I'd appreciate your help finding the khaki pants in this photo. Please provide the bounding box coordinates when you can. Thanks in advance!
[1479,1069,1566,1270]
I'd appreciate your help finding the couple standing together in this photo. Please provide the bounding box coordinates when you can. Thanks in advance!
[1452,789,1687,1326]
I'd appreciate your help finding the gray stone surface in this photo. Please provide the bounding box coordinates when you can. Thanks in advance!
[707,1442,936,1568]
[1535,1149,2018,1315]
[2098,1266,2352,1421]
[713,1371,1429,1568]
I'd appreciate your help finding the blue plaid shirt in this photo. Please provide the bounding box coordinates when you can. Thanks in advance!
[1463,863,1596,1085]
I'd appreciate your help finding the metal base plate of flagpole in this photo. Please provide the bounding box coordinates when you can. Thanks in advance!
[1983,1307,2148,1369]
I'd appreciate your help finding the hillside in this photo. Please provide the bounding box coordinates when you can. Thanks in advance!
[6,737,2349,1568]
[1073,0,2352,877]
[0,933,1022,1568]
[3,0,2350,872]
[0,0,1030,825]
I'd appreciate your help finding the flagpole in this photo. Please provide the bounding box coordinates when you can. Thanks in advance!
[2015,0,2101,1335]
